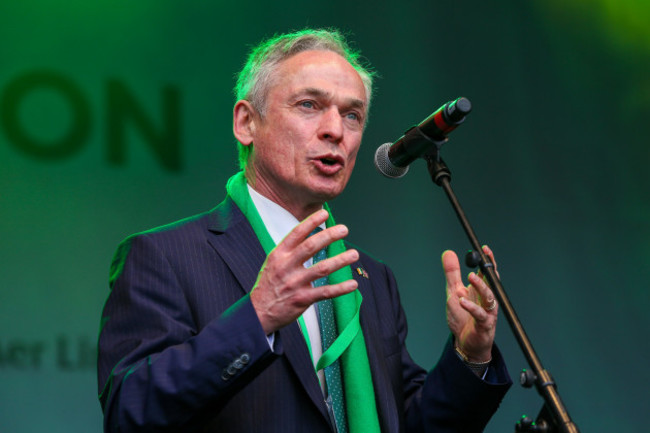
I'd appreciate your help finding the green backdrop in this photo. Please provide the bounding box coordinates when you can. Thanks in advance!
[2,1,649,431]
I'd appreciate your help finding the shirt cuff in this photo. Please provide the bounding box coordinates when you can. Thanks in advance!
[266,332,276,351]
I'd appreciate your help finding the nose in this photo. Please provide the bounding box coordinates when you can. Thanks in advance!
[318,106,344,143]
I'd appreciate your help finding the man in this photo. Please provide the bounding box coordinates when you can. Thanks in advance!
[97,29,511,433]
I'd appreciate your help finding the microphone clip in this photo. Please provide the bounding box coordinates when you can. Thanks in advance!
[423,151,451,187]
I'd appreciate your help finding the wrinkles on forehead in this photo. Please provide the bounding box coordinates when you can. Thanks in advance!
[290,87,366,111]
[260,50,368,112]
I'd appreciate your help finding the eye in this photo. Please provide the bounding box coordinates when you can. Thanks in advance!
[345,111,363,124]
[299,100,315,109]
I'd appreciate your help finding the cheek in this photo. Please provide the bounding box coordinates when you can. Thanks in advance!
[344,160,357,181]
[274,119,302,154]
[346,140,362,166]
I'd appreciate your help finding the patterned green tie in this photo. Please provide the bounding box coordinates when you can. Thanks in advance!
[311,228,348,433]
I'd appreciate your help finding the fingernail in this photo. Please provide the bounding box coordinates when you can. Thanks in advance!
[337,224,348,235]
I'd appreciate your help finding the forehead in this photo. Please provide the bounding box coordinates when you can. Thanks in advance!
[268,50,367,105]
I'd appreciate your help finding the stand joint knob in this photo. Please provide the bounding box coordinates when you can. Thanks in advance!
[520,368,536,388]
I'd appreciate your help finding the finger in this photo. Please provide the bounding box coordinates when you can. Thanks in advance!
[306,248,359,284]
[480,245,499,277]
[304,279,359,304]
[442,250,464,291]
[468,272,497,312]
[459,296,490,322]
[294,223,350,262]
[482,245,494,262]
[476,247,497,284]
[280,209,330,250]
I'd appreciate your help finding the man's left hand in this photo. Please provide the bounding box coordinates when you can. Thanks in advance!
[442,246,499,363]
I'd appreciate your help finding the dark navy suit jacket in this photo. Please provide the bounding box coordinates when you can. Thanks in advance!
[97,197,511,432]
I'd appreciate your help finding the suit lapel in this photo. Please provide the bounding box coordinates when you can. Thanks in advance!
[206,197,331,425]
[280,322,332,423]
[206,197,265,295]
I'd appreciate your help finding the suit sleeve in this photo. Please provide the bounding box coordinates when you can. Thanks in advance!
[375,262,512,433]
[97,233,280,432]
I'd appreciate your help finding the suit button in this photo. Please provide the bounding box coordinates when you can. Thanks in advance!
[227,365,237,375]
[233,359,243,369]
[240,353,250,364]
[221,369,231,381]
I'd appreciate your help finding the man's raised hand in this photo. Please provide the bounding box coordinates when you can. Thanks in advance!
[250,209,359,334]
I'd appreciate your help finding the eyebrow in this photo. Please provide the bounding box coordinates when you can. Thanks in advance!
[295,87,366,111]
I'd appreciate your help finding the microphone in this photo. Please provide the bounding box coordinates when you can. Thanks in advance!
[374,97,472,178]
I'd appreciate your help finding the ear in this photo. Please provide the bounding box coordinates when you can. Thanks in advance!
[233,100,257,146]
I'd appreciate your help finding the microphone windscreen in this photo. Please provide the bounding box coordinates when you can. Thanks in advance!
[374,143,409,179]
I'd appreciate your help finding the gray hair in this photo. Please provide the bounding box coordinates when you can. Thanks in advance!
[234,28,375,169]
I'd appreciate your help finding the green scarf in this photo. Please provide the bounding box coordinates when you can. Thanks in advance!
[226,171,380,433]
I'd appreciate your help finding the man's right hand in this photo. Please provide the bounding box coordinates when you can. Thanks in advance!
[249,209,359,335]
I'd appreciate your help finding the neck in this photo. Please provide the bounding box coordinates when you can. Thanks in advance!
[245,170,323,221]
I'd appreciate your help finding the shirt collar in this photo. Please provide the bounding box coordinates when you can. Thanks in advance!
[247,184,325,245]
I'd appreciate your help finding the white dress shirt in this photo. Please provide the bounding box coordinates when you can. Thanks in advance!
[248,185,327,391]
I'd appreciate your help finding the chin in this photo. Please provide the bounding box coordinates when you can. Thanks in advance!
[311,184,346,202]
[304,173,351,202]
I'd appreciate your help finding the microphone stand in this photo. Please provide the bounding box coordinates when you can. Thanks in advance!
[422,144,580,433]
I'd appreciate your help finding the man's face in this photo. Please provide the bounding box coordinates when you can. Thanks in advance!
[246,50,367,217]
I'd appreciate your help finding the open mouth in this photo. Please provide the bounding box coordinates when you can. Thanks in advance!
[313,154,345,174]
[317,154,344,166]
